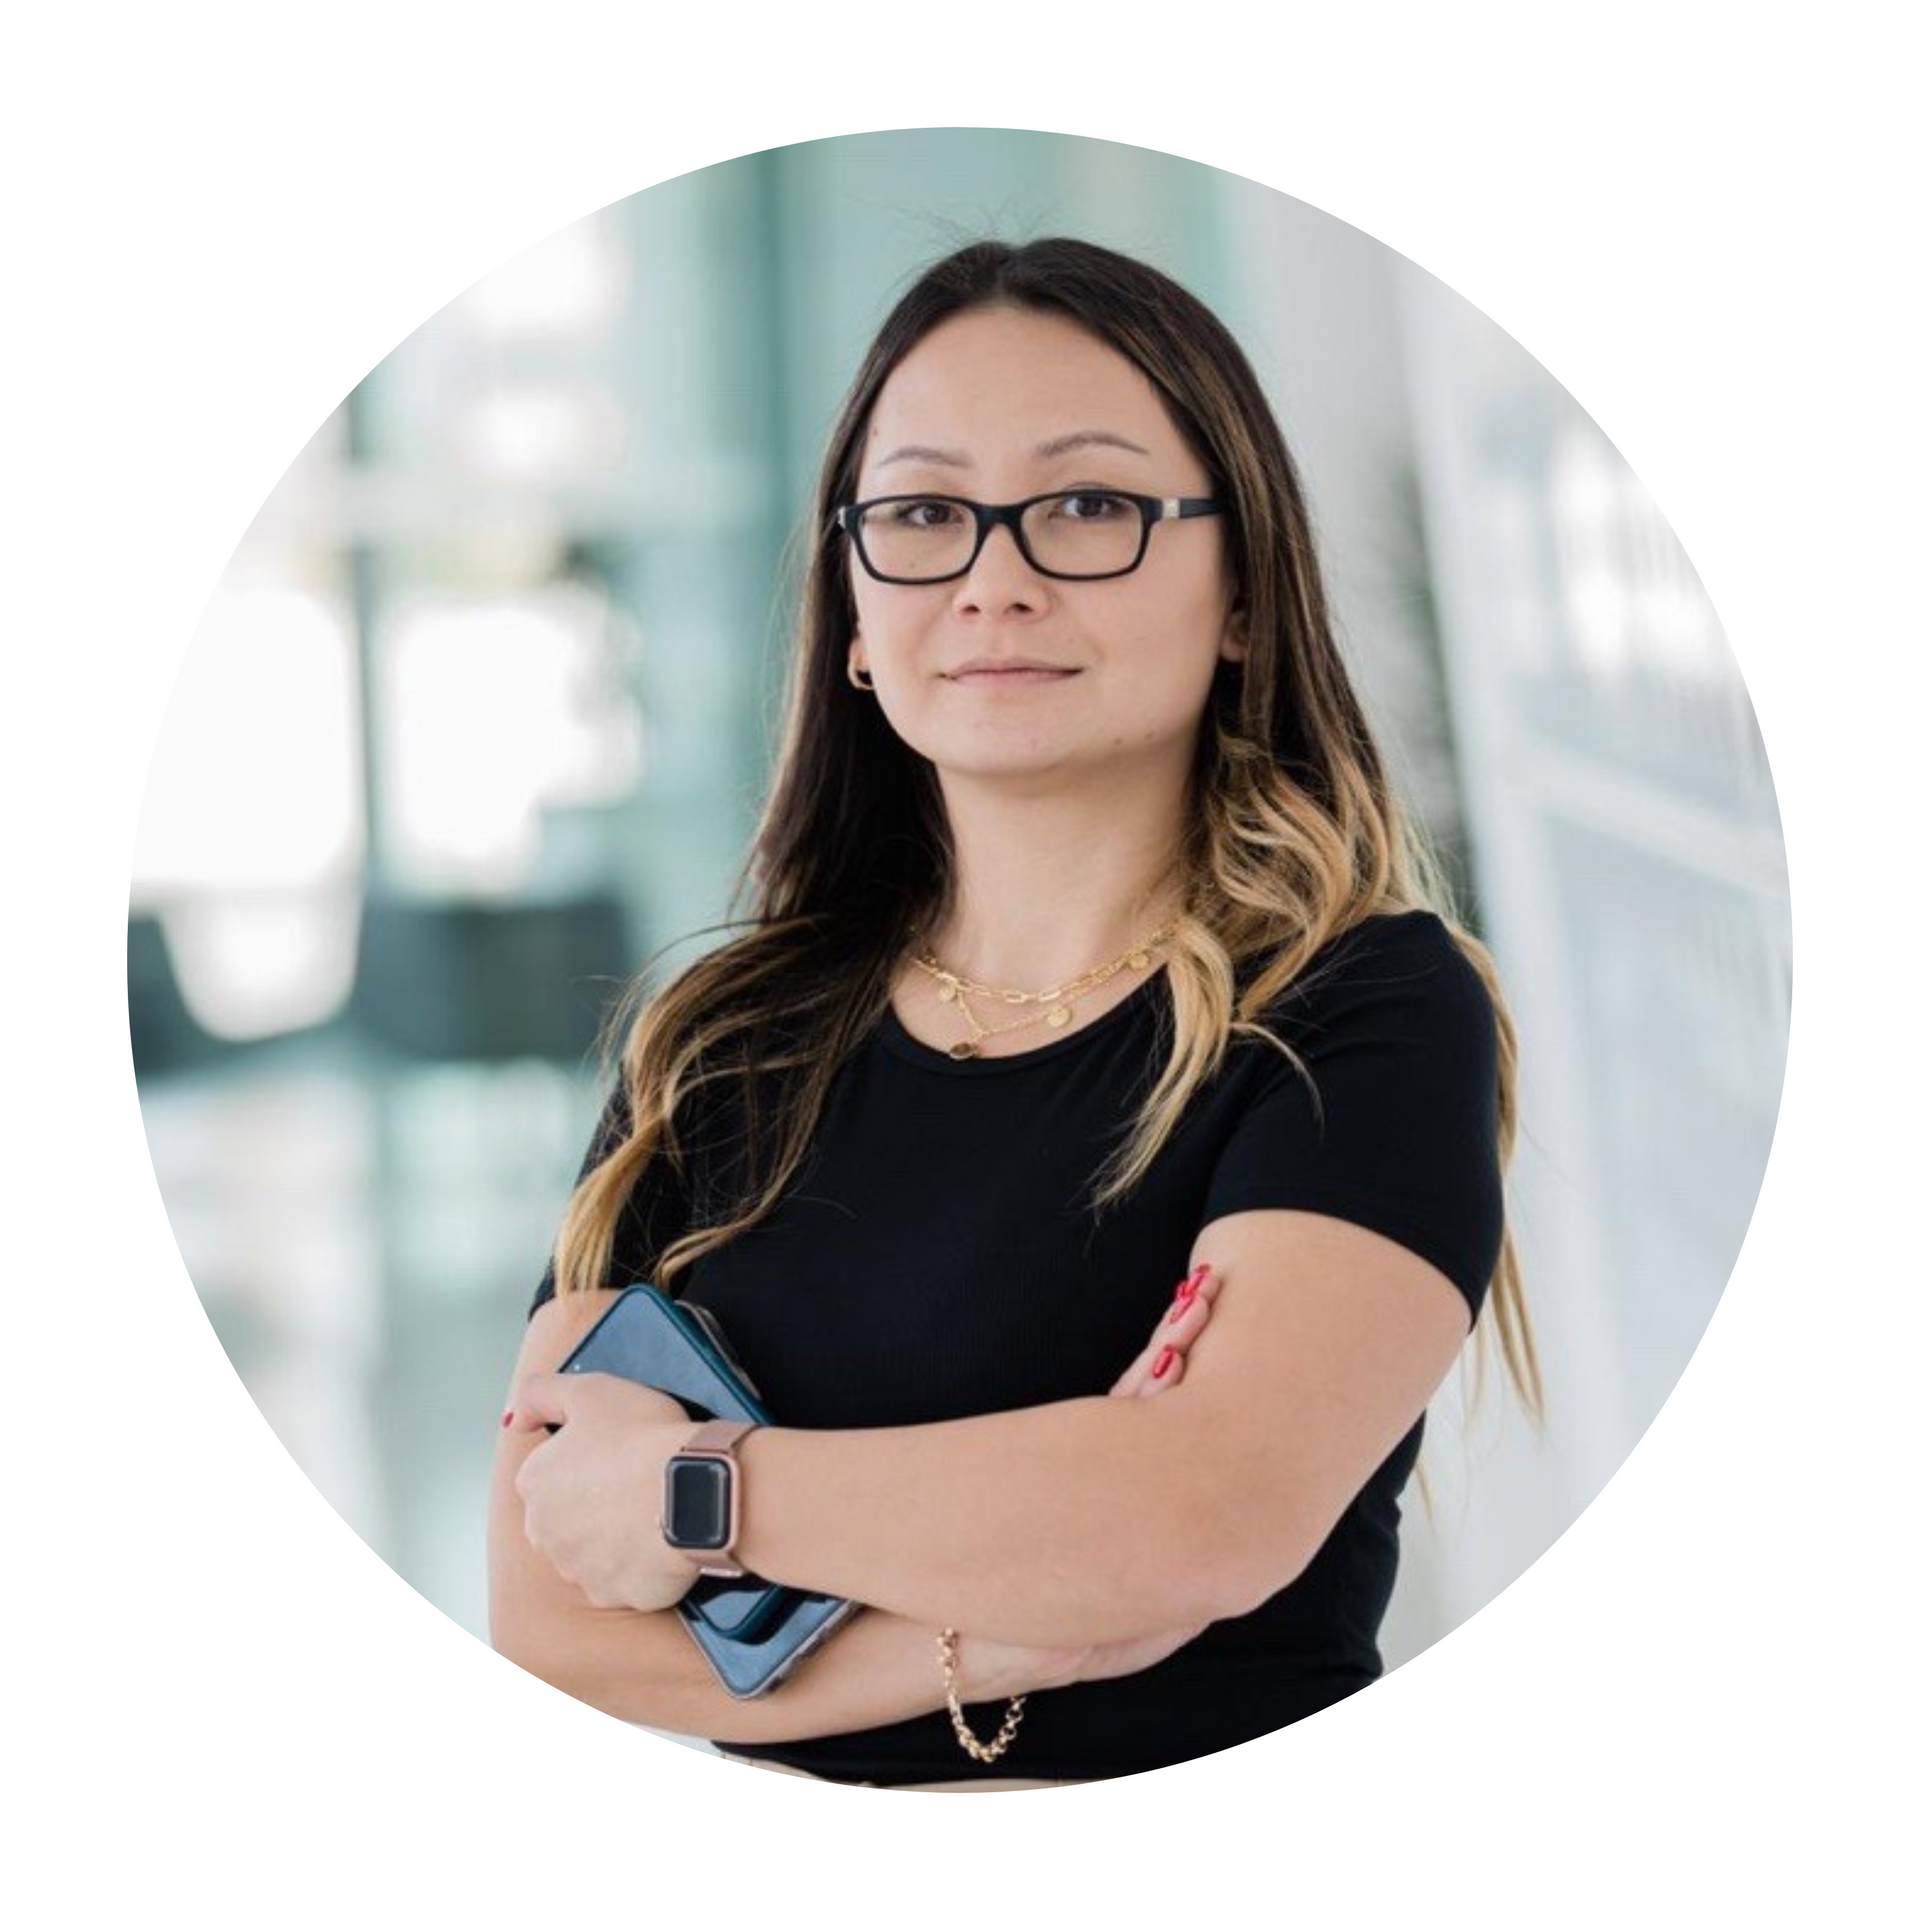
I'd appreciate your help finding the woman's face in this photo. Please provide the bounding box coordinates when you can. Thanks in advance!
[847,306,1244,793]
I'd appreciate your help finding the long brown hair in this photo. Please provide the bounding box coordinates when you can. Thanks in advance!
[554,237,1542,1419]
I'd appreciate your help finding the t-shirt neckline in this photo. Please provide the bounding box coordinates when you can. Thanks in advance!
[875,966,1168,1076]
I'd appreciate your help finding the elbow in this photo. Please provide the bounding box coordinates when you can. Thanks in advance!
[1164,1478,1325,1625]
[1169,1535,1312,1627]
[1209,1537,1315,1622]
[488,1572,687,1733]
[489,1594,560,1689]
[490,1606,610,1718]
[488,1569,588,1701]
[1132,1400,1328,1627]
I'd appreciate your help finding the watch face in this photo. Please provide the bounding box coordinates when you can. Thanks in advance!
[664,1457,733,1551]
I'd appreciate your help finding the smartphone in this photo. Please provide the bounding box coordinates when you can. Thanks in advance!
[556,1285,859,1697]
[558,1285,782,1638]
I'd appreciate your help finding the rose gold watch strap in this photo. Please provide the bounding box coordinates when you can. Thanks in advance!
[684,1419,754,1459]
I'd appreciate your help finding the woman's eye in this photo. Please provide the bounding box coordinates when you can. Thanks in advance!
[886,498,960,529]
[1052,491,1126,521]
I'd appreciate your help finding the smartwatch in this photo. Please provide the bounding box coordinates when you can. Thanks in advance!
[662,1419,755,1577]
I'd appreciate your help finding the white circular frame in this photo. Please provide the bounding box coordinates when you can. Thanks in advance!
[11,7,1904,1912]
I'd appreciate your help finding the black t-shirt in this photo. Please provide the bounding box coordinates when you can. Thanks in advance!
[528,908,1504,1782]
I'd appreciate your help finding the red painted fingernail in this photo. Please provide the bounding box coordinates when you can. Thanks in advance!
[1151,1346,1177,1380]
[501,1410,514,1428]
[1169,1296,1192,1323]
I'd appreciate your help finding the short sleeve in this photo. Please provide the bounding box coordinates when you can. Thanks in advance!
[1200,912,1506,1323]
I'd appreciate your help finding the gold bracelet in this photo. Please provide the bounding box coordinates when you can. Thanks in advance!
[937,1629,1027,1764]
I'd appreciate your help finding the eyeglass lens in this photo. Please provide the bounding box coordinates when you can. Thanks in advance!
[859,494,1147,581]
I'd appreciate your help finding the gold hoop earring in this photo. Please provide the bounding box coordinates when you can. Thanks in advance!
[848,657,874,691]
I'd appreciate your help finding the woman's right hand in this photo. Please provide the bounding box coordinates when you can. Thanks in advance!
[949,1264,1225,1703]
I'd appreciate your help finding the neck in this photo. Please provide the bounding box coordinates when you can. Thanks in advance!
[919,763,1188,987]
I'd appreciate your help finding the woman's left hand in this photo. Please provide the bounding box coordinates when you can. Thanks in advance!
[509,1372,703,1612]
[1108,1261,1221,1398]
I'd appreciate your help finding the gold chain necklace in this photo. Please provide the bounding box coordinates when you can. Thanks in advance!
[909,919,1177,1061]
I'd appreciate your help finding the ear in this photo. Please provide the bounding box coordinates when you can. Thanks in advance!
[1220,608,1249,665]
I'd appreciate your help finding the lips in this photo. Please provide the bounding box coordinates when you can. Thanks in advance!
[943,657,1081,679]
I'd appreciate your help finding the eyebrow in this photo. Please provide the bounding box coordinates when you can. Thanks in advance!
[1036,429,1153,461]
[872,428,1155,471]
[874,443,970,471]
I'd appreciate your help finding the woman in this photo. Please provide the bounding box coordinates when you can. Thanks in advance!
[488,236,1542,1789]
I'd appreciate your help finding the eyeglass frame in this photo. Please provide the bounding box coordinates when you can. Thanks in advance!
[832,490,1224,585]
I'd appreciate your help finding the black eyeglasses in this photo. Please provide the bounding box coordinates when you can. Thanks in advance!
[834,489,1223,584]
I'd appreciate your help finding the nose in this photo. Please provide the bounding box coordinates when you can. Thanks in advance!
[952,520,1049,618]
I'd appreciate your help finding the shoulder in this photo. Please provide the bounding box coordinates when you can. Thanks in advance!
[1204,910,1507,1319]
[1283,905,1475,980]
[1239,909,1496,1053]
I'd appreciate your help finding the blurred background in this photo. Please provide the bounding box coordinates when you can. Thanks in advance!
[129,130,1788,1732]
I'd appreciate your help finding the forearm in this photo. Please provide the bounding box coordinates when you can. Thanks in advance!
[718,1218,1464,1646]
[736,1392,1263,1648]
[492,1425,1070,1741]
[709,1220,1447,1651]
[493,1592,1041,1743]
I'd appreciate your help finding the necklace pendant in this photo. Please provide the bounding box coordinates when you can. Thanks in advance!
[948,1039,981,1061]
[938,982,957,1003]
[1046,1005,1072,1028]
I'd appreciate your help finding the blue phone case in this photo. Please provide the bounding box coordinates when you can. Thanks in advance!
[556,1286,858,1697]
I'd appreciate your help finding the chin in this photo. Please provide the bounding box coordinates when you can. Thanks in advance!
[890,702,1196,789]
[928,743,1082,786]
[935,734,1178,799]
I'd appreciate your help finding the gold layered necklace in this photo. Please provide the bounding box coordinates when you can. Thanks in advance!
[909,920,1178,1061]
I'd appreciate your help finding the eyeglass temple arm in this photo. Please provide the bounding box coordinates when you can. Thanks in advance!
[837,497,1219,523]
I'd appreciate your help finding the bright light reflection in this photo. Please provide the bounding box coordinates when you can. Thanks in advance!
[463,220,627,340]
[459,380,625,481]
[164,892,363,1041]
[381,584,644,894]
[132,585,364,1039]
[1551,424,1728,683]
[133,586,362,894]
